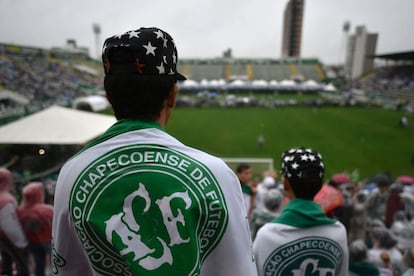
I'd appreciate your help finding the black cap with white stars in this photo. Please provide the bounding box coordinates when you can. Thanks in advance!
[281,147,325,181]
[102,27,186,81]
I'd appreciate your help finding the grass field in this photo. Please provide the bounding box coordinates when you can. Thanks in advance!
[166,106,414,181]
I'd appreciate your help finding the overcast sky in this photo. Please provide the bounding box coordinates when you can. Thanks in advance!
[1,0,413,64]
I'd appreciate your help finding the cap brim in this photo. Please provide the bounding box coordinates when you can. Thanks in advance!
[176,72,186,81]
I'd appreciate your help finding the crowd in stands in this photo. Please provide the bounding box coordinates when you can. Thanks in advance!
[369,65,414,91]
[0,51,102,119]
[356,65,414,103]
[2,46,413,120]
[242,164,414,275]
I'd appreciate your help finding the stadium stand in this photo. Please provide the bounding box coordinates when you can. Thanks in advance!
[1,41,412,116]
[0,43,102,121]
[178,58,325,82]
[183,63,225,81]
[358,64,414,102]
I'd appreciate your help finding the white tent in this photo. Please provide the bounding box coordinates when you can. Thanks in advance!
[72,95,110,112]
[324,83,337,91]
[0,89,30,105]
[0,105,116,145]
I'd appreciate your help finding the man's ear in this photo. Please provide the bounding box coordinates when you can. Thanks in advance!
[283,177,289,192]
[167,83,178,108]
[105,92,112,105]
[283,177,294,199]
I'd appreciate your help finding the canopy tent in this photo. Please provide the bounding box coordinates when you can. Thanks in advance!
[0,89,30,105]
[0,105,116,145]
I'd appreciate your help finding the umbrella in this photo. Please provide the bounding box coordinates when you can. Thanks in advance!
[369,173,393,187]
[331,173,351,184]
[397,175,414,185]
[314,184,344,213]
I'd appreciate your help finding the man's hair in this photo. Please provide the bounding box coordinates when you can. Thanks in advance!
[103,47,176,121]
[236,163,251,174]
[349,240,368,263]
[287,167,323,200]
[104,74,175,120]
[263,189,283,211]
[404,246,414,269]
[280,147,324,200]
[371,227,397,249]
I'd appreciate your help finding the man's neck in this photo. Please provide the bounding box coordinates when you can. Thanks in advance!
[157,105,171,128]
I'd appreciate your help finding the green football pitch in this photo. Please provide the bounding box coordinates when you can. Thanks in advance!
[166,106,414,182]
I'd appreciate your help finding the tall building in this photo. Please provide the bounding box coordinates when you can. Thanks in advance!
[345,25,378,80]
[281,0,305,58]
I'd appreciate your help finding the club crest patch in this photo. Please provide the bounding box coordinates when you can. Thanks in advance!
[68,144,228,275]
[263,236,344,275]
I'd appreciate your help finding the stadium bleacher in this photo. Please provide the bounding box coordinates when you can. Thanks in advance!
[1,41,413,117]
[357,64,414,102]
[177,58,325,82]
[0,43,102,119]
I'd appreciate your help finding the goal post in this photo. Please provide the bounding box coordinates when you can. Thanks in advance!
[221,157,275,181]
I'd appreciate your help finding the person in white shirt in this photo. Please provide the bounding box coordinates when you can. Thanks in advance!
[51,27,257,276]
[253,147,349,276]
[368,226,403,275]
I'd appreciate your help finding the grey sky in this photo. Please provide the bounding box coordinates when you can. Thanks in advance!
[1,0,413,64]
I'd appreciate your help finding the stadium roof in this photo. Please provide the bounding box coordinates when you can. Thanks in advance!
[0,105,116,145]
[373,51,414,61]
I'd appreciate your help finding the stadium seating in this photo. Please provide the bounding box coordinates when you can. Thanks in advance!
[358,65,414,102]
[0,43,102,119]
[1,42,412,115]
[178,58,325,82]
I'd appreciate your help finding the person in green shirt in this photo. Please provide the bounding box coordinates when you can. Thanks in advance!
[236,163,256,217]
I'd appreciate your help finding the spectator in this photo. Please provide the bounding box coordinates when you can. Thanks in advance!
[249,188,283,240]
[51,27,257,276]
[253,147,349,275]
[349,191,368,243]
[255,170,277,210]
[0,168,29,276]
[365,219,386,249]
[378,251,394,276]
[236,163,256,217]
[402,246,414,276]
[400,186,414,222]
[385,183,405,228]
[334,181,355,235]
[319,178,345,219]
[348,239,380,276]
[18,182,53,276]
[368,226,404,275]
[367,173,392,224]
[390,210,414,253]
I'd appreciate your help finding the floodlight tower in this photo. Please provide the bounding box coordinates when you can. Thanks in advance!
[342,21,351,88]
[92,23,101,60]
[340,21,350,64]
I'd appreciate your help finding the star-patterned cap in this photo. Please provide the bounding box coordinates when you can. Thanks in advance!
[102,27,186,81]
[280,147,325,181]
